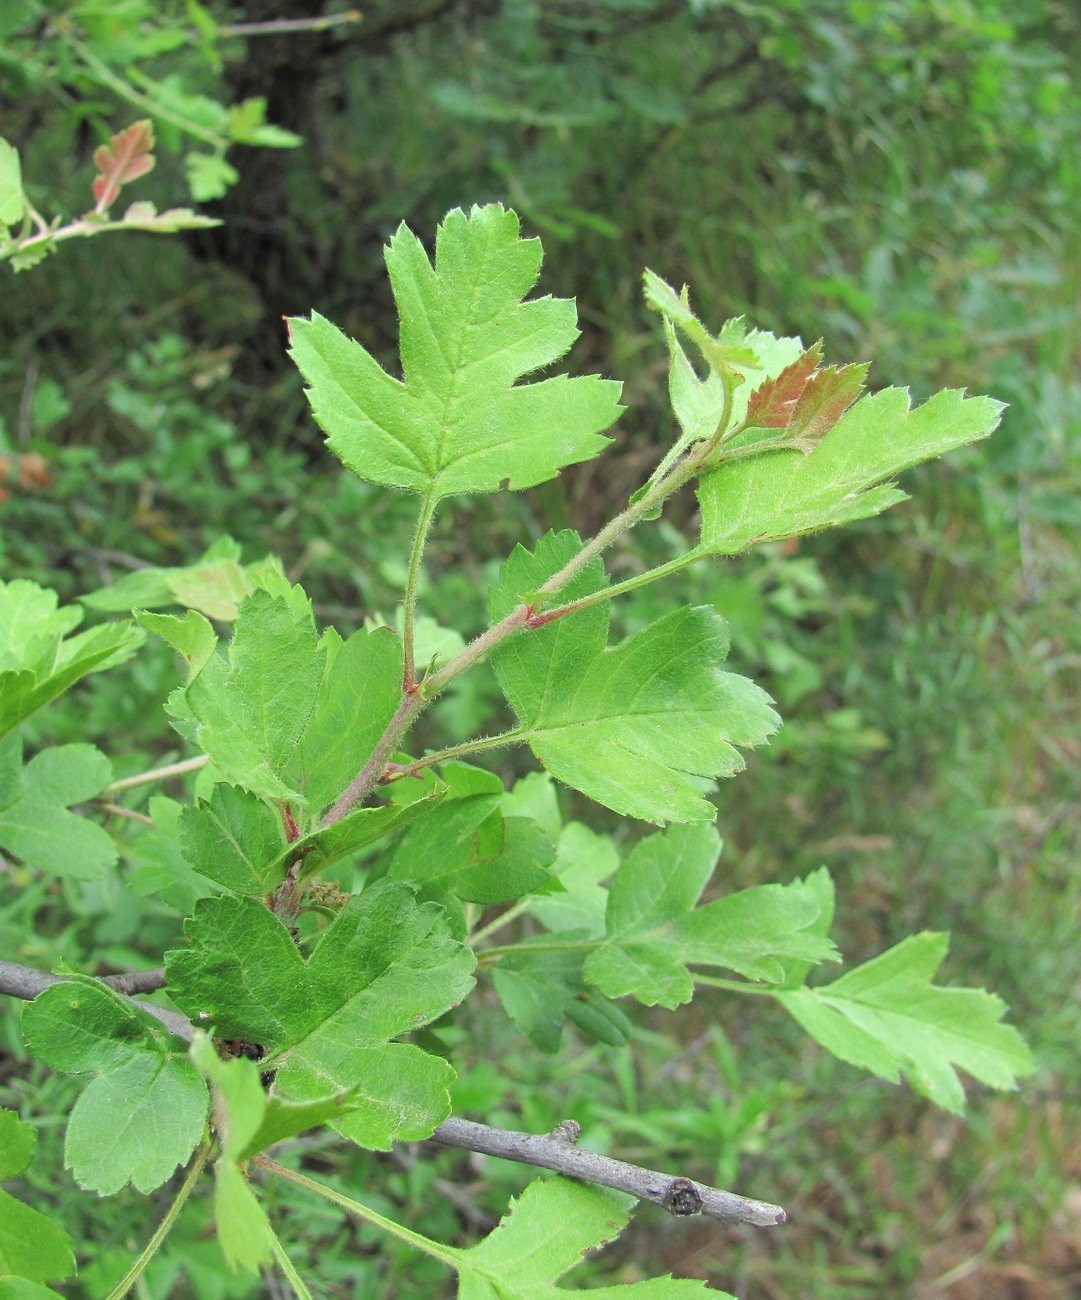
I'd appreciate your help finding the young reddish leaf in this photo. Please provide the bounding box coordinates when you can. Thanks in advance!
[746,342,825,427]
[91,120,156,215]
[786,362,869,450]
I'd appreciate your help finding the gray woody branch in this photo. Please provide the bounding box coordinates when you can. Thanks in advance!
[430,1116,786,1227]
[0,960,191,1042]
[0,962,785,1227]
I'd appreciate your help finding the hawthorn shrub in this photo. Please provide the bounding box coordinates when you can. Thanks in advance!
[0,203,1034,1297]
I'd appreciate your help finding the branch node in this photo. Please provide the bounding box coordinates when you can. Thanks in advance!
[547,1119,581,1146]
[663,1177,703,1217]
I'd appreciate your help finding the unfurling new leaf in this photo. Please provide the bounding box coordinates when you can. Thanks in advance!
[90,120,156,215]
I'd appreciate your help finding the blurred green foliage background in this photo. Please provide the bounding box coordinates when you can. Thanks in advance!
[1,1,1078,1295]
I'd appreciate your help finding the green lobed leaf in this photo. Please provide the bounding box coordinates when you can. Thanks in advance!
[493,946,632,1052]
[0,734,116,880]
[281,793,443,885]
[288,204,622,498]
[179,783,285,896]
[453,1176,720,1298]
[697,386,1005,555]
[185,588,323,801]
[0,1109,77,1288]
[165,882,475,1148]
[0,579,143,737]
[583,825,840,1009]
[283,624,403,815]
[21,980,207,1195]
[773,932,1036,1114]
[0,138,26,229]
[388,773,556,906]
[489,531,779,822]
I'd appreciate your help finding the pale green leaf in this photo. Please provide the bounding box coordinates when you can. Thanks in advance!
[289,204,622,498]
[89,537,252,620]
[214,1161,275,1273]
[453,1177,719,1297]
[454,1177,633,1298]
[584,825,839,1009]
[0,1110,35,1180]
[0,580,143,737]
[127,795,218,911]
[489,531,778,823]
[21,980,207,1194]
[0,736,116,880]
[774,932,1036,1114]
[697,386,1005,555]
[0,1189,76,1285]
[523,821,619,938]
[0,139,26,229]
[137,609,217,682]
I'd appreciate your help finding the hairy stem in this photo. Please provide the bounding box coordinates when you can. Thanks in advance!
[429,1116,786,1226]
[268,1230,314,1300]
[103,755,208,795]
[525,550,703,626]
[256,1156,463,1268]
[103,1140,212,1300]
[215,11,361,36]
[381,729,528,782]
[402,491,438,690]
[57,28,227,148]
[322,399,731,826]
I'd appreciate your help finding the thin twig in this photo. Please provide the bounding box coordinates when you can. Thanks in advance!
[0,961,191,1041]
[429,1117,786,1226]
[100,802,155,825]
[215,11,361,37]
[103,754,208,795]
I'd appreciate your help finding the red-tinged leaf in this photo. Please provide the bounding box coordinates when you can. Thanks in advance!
[91,121,156,214]
[746,342,824,427]
[786,362,869,450]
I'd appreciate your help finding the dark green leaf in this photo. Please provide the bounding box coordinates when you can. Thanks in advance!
[166,883,475,1147]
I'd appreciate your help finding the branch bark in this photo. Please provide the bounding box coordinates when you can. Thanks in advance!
[429,1116,786,1227]
[2,964,785,1226]
[0,961,191,1042]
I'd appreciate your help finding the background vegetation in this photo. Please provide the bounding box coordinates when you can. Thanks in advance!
[1,1,1078,1295]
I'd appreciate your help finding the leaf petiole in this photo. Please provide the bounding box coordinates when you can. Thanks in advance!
[268,1228,315,1299]
[256,1155,463,1271]
[380,728,528,782]
[402,490,438,690]
[103,1139,212,1300]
